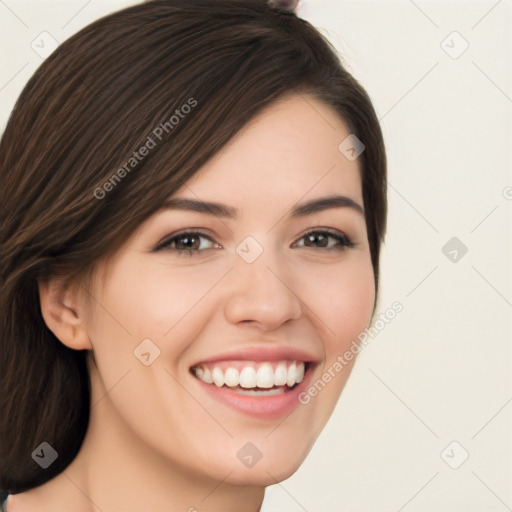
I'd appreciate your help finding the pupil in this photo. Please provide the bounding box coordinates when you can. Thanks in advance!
[306,233,328,248]
[178,235,198,249]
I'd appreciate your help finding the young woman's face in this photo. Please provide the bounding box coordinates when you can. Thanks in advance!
[82,93,375,486]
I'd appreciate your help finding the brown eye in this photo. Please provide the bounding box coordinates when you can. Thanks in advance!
[294,230,353,250]
[304,232,329,248]
[174,234,201,250]
[154,231,221,254]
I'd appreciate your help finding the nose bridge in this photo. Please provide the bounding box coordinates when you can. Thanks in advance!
[223,236,302,329]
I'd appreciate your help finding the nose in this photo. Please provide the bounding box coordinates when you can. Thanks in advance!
[223,248,303,331]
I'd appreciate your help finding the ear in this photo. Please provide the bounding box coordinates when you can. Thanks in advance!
[37,276,92,350]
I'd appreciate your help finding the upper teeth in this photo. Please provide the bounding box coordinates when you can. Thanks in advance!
[192,361,305,389]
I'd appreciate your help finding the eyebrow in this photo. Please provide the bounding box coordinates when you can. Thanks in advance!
[161,194,364,219]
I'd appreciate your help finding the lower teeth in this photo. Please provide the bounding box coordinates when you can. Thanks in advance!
[229,386,288,396]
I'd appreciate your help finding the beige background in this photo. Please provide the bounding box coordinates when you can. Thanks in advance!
[1,1,510,510]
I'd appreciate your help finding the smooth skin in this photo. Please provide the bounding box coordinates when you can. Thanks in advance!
[11,94,375,512]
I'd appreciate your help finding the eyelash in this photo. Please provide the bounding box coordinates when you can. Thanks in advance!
[153,229,354,256]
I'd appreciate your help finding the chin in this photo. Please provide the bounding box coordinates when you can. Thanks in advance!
[224,455,307,487]
[198,430,318,488]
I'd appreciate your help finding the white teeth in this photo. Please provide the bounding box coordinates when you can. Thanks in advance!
[274,362,287,386]
[286,362,297,387]
[239,367,257,388]
[193,361,307,390]
[224,367,240,387]
[256,363,274,389]
[202,368,213,384]
[235,387,286,396]
[296,362,305,384]
[212,367,224,387]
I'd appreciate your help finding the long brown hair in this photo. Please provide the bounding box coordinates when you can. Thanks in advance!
[0,0,386,493]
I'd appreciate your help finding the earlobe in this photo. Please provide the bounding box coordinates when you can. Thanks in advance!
[37,277,92,350]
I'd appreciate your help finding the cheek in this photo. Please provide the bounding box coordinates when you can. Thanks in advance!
[92,259,214,334]
[84,258,229,379]
[300,256,375,359]
[290,257,374,431]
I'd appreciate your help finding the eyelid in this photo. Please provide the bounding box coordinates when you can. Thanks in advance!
[151,229,219,253]
[292,227,354,248]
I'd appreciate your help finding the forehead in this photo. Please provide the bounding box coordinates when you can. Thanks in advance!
[181,94,363,205]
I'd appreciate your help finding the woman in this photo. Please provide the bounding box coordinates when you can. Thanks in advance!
[0,0,387,510]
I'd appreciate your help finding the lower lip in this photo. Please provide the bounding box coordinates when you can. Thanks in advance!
[192,365,315,421]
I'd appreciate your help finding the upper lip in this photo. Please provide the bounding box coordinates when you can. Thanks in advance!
[190,345,321,367]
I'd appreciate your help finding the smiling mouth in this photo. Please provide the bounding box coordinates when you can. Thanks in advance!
[191,360,307,396]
